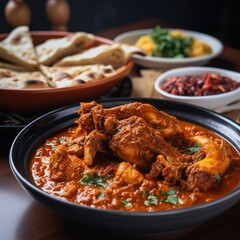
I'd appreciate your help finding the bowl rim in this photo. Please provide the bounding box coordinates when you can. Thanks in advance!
[155,66,240,100]
[9,97,240,217]
[114,28,223,64]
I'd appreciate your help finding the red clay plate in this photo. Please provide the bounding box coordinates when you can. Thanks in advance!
[0,32,134,113]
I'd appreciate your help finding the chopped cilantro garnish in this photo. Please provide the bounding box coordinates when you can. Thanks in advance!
[150,25,193,58]
[80,174,108,189]
[142,190,148,197]
[215,173,221,182]
[144,195,159,206]
[122,200,132,208]
[185,144,200,154]
[165,195,178,206]
[161,189,177,196]
[59,136,66,144]
[98,193,106,199]
[160,188,179,206]
[143,189,180,207]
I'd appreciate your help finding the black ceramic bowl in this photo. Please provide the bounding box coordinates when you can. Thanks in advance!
[9,98,240,234]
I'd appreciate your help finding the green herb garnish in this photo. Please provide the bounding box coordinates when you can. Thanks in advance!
[165,195,178,206]
[215,173,222,182]
[144,195,159,206]
[185,144,200,155]
[142,190,148,197]
[98,193,106,199]
[161,188,179,206]
[122,200,132,208]
[161,189,177,196]
[59,136,66,144]
[80,173,108,189]
[150,25,193,58]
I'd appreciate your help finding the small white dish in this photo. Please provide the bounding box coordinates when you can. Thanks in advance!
[154,67,240,110]
[114,28,223,69]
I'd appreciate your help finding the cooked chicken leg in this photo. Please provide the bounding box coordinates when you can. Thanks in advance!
[185,136,231,191]
[105,102,185,146]
[109,115,182,170]
[75,101,185,146]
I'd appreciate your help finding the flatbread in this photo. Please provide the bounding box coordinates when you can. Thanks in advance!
[40,64,117,88]
[0,26,38,70]
[0,60,30,71]
[0,27,135,91]
[120,43,145,60]
[55,43,143,68]
[0,68,49,89]
[36,32,95,66]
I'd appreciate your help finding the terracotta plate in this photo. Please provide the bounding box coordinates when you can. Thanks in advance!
[0,32,134,113]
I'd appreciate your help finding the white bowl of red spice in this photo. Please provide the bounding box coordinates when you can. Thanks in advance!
[155,67,240,110]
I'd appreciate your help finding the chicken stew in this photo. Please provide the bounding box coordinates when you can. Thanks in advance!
[30,101,240,211]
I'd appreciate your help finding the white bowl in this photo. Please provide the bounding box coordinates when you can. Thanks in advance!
[114,28,223,69]
[154,67,240,110]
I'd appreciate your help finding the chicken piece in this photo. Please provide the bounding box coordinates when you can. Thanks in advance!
[91,102,107,131]
[66,136,85,157]
[147,156,164,179]
[76,101,185,146]
[185,136,231,191]
[83,130,108,166]
[162,164,186,185]
[74,101,184,173]
[147,154,187,185]
[74,112,94,138]
[73,101,99,138]
[109,115,182,170]
[50,145,87,181]
[114,162,144,186]
[74,101,106,137]
[77,101,98,115]
[67,144,84,157]
[75,101,185,146]
[105,102,185,146]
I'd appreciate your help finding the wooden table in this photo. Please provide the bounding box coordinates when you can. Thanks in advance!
[1,19,240,240]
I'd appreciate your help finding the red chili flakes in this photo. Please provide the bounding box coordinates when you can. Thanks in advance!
[160,73,240,96]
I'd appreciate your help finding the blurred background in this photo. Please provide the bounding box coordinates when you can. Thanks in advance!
[0,0,240,49]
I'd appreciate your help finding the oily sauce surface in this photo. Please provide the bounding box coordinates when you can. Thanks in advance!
[30,121,240,212]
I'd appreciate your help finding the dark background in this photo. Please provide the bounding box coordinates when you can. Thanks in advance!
[0,0,240,49]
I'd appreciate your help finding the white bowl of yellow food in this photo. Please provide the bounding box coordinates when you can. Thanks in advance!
[114,27,223,69]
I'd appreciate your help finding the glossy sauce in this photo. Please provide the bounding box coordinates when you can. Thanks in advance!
[30,122,240,212]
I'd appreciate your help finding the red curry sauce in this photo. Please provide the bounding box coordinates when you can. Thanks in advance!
[30,121,240,212]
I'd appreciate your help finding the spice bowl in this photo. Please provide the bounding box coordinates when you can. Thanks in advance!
[154,67,240,110]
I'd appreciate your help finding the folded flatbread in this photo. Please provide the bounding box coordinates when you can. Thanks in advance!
[0,27,137,91]
[0,68,49,89]
[36,32,95,66]
[0,60,30,71]
[55,43,143,68]
[0,26,38,70]
[40,64,117,88]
